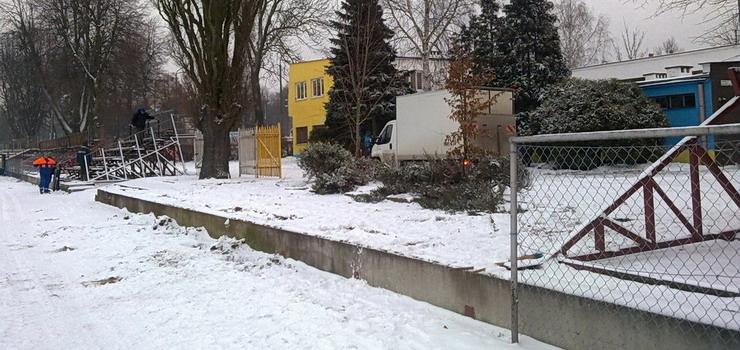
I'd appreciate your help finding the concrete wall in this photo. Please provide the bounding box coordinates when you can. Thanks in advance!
[95,189,739,350]
[5,171,78,192]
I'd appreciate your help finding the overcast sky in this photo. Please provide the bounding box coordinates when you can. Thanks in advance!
[272,0,730,89]
[296,0,724,62]
[581,0,719,52]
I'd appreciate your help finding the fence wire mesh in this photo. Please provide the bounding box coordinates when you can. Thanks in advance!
[513,135,739,345]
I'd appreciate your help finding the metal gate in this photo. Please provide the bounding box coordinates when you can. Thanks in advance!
[239,124,282,178]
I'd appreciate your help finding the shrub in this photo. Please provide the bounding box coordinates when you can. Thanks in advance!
[366,155,528,213]
[298,142,374,194]
[525,78,669,169]
[301,143,528,212]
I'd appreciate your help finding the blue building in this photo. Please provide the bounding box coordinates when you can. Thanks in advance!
[637,67,715,147]
[574,48,740,163]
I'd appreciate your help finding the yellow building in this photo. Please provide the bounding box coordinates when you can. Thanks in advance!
[288,59,333,154]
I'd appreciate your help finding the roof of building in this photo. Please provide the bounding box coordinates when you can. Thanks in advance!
[289,58,330,66]
[636,73,709,88]
[572,44,740,80]
[291,56,451,66]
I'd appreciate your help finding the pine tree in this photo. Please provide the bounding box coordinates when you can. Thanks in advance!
[324,0,411,156]
[494,0,569,123]
[457,0,501,78]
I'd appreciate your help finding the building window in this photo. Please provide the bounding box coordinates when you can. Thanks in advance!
[651,93,696,109]
[408,70,424,90]
[311,78,324,97]
[296,126,308,144]
[295,82,307,100]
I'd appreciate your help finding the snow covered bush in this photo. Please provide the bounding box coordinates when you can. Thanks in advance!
[361,156,528,213]
[525,78,669,169]
[298,142,374,194]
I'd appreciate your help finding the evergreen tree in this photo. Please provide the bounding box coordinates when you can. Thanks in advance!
[528,78,668,168]
[457,0,501,78]
[494,0,569,118]
[324,0,411,156]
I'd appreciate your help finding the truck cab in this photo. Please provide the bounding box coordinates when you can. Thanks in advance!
[371,120,397,164]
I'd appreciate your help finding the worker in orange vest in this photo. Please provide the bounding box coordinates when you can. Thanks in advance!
[32,154,57,194]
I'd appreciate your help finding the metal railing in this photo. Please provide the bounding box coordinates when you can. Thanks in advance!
[89,114,186,181]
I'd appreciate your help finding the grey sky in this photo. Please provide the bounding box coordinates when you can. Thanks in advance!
[280,0,729,85]
[300,0,722,61]
[578,0,718,52]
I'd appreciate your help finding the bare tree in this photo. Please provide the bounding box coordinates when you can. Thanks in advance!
[101,15,167,137]
[660,37,682,54]
[616,22,646,60]
[702,14,740,45]
[155,0,264,179]
[3,0,154,136]
[382,0,473,91]
[35,0,145,134]
[555,0,612,68]
[632,0,740,45]
[3,0,69,135]
[0,32,47,139]
[247,0,331,127]
[444,48,495,162]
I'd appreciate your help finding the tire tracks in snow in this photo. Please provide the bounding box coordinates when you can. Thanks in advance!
[0,187,22,223]
[0,181,127,348]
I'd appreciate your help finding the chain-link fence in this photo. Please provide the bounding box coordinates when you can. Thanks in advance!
[509,125,740,346]
[4,150,37,176]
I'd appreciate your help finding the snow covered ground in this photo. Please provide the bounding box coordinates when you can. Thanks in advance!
[0,176,556,349]
[105,159,515,276]
[98,158,739,330]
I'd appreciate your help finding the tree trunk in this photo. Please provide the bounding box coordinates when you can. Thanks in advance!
[422,4,432,92]
[199,118,232,179]
[422,51,431,91]
[354,121,362,157]
[251,66,264,127]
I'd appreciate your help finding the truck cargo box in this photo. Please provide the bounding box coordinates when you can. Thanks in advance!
[372,88,515,165]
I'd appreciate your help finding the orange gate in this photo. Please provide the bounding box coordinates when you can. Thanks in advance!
[239,124,282,178]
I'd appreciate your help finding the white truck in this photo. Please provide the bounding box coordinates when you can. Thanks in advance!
[371,88,515,165]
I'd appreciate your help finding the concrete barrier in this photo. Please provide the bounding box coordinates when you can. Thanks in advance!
[5,173,80,192]
[95,188,738,350]
[6,171,91,193]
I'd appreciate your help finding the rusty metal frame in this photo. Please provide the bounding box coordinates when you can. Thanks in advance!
[560,139,740,261]
[553,69,740,261]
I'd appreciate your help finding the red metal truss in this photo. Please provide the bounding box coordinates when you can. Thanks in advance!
[561,142,740,261]
[558,69,740,261]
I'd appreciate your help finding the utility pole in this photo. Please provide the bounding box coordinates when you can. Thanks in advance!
[279,61,284,136]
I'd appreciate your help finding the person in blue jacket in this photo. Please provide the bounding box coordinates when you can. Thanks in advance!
[130,107,154,134]
[361,129,374,156]
[32,154,57,194]
[77,144,92,180]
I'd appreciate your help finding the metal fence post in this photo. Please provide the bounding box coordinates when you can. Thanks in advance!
[171,114,187,174]
[118,140,127,180]
[509,140,519,343]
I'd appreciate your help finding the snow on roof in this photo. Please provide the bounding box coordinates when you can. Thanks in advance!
[636,74,709,88]
[573,44,740,80]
